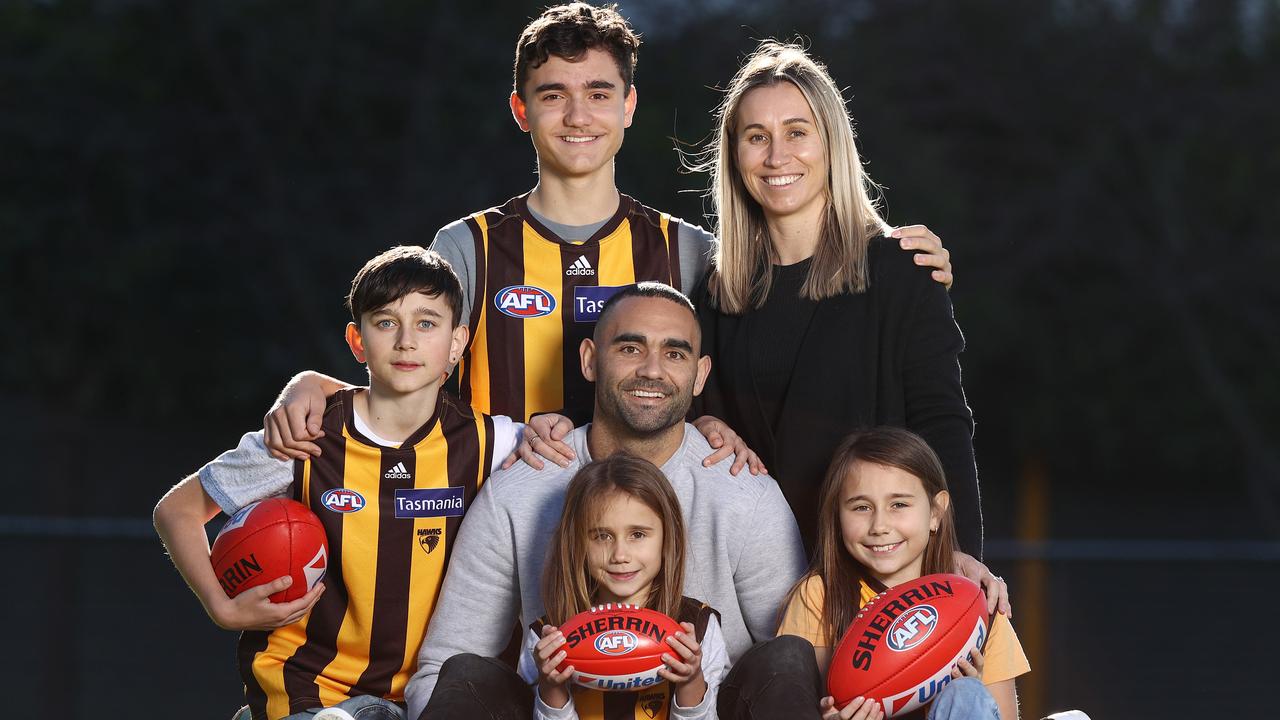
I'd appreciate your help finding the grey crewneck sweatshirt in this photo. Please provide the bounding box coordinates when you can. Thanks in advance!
[404,423,806,719]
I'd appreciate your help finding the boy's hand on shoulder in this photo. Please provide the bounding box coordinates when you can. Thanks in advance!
[207,576,325,631]
[263,372,330,461]
[503,413,576,470]
[891,224,953,289]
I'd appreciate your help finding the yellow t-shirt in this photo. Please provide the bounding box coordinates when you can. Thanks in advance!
[777,576,1030,684]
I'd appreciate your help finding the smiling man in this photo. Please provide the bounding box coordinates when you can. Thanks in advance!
[403,283,807,720]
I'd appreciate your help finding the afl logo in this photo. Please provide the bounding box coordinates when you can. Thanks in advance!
[495,285,556,318]
[321,488,366,514]
[887,604,938,652]
[594,630,639,656]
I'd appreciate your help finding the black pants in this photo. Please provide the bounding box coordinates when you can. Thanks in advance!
[717,635,824,720]
[418,654,533,720]
[420,637,823,720]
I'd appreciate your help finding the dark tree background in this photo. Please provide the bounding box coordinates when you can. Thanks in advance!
[2,0,1277,716]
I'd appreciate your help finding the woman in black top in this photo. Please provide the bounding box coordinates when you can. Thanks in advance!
[693,40,983,559]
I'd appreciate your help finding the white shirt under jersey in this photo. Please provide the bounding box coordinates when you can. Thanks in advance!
[198,402,520,514]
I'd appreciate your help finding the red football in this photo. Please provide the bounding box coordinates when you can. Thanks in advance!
[557,604,684,692]
[210,498,328,603]
[828,573,989,717]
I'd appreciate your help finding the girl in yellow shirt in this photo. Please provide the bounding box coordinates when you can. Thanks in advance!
[777,428,1029,720]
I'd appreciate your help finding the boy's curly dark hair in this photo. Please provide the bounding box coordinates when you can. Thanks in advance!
[513,3,641,99]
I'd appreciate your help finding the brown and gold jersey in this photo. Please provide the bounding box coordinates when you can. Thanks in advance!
[238,389,496,720]
[530,598,719,720]
[451,194,690,424]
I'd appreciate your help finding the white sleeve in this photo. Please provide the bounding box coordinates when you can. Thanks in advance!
[489,416,523,474]
[534,690,579,720]
[671,615,729,720]
[196,431,293,514]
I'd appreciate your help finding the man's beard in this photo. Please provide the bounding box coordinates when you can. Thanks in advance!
[597,379,691,436]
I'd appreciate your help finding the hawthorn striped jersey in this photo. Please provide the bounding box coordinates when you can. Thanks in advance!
[432,193,712,424]
[237,389,497,720]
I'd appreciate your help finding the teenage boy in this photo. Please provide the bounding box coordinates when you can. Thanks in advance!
[259,3,954,468]
[154,247,519,720]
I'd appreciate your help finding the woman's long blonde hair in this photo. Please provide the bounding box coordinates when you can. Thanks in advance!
[702,40,888,314]
[541,454,687,625]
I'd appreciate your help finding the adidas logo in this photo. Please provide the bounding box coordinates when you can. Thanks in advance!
[566,256,595,276]
[384,461,411,480]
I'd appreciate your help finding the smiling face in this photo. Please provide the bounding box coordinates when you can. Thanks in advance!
[586,490,664,606]
[582,295,711,437]
[511,48,637,184]
[839,461,948,588]
[734,81,830,232]
[346,291,467,397]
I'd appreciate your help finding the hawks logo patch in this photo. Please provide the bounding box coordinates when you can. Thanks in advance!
[417,528,441,554]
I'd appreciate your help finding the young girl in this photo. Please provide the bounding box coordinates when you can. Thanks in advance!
[778,428,1029,720]
[519,454,730,720]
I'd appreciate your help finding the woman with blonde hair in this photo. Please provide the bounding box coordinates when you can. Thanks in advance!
[694,39,984,569]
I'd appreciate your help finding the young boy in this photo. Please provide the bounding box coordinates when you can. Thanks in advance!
[154,246,518,720]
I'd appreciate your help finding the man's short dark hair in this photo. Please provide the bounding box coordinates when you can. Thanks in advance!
[594,282,698,340]
[513,3,641,100]
[346,246,463,328]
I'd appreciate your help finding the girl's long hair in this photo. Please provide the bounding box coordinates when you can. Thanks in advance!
[785,427,958,648]
[696,40,889,315]
[542,453,687,625]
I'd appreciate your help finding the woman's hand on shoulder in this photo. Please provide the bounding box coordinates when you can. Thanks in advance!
[502,413,576,470]
[953,551,1012,617]
[692,415,766,476]
[891,225,952,290]
[819,696,885,720]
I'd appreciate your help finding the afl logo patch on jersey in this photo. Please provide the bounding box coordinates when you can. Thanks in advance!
[495,285,556,318]
[321,488,366,514]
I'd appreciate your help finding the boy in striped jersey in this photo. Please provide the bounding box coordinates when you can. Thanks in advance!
[154,247,520,720]
[261,3,954,474]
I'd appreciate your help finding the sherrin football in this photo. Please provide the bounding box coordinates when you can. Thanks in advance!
[210,498,328,603]
[828,573,988,717]
[557,604,684,692]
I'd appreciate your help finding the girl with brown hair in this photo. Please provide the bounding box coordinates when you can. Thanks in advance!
[778,427,1028,720]
[519,453,729,720]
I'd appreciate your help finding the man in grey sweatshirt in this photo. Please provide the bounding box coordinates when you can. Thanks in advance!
[404,283,807,720]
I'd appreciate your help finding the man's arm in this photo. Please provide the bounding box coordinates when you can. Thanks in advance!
[732,480,807,644]
[404,481,521,720]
